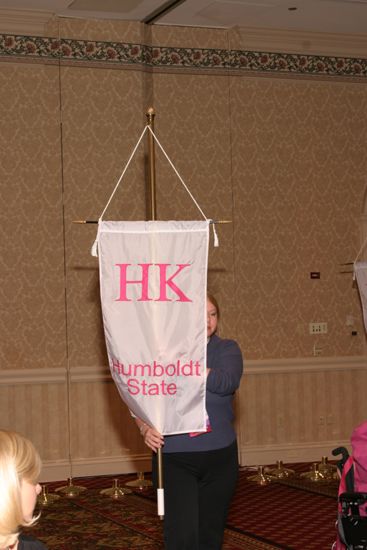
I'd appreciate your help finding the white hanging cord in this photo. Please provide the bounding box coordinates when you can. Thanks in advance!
[99,125,149,221]
[92,126,148,256]
[146,126,219,247]
[353,234,367,277]
[353,237,367,264]
[146,125,208,222]
[91,123,219,256]
[354,235,367,264]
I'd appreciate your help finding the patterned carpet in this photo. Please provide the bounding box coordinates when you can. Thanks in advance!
[227,467,338,550]
[24,465,339,549]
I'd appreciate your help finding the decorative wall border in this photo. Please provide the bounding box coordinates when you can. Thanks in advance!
[0,34,366,78]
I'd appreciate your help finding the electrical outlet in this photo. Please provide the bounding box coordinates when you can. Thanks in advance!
[313,343,322,356]
[309,322,328,335]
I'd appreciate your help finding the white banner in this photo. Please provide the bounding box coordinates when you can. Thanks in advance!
[355,262,367,333]
[97,220,209,435]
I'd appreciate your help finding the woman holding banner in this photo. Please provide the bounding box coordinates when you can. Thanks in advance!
[136,293,243,550]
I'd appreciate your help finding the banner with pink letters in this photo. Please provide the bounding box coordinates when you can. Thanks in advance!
[354,262,367,333]
[97,220,209,435]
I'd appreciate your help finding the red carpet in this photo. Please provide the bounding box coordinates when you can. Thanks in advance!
[227,467,337,549]
[26,465,338,549]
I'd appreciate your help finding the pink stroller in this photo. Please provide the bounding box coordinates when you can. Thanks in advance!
[333,421,367,549]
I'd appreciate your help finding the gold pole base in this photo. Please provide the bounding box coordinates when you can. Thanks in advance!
[300,463,325,482]
[125,472,153,490]
[100,478,132,499]
[55,477,87,497]
[268,460,295,479]
[318,456,337,480]
[37,484,61,506]
[248,466,272,486]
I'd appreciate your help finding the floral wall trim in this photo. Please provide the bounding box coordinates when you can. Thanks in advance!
[1,34,366,78]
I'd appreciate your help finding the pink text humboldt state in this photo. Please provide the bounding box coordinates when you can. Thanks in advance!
[112,358,202,396]
[115,263,192,302]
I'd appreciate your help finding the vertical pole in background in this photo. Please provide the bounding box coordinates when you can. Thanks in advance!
[146,107,164,519]
[146,107,157,221]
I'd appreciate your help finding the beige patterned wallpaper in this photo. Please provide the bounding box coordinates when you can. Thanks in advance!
[60,65,147,367]
[230,77,367,358]
[0,62,66,370]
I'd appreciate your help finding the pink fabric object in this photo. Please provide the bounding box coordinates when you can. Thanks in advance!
[333,534,345,550]
[189,414,212,437]
[335,456,354,550]
[333,537,346,550]
[351,420,367,494]
[338,456,354,497]
[334,421,367,548]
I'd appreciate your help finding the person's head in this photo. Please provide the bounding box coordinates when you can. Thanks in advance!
[207,293,220,338]
[0,430,42,548]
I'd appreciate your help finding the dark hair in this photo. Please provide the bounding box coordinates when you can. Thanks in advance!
[207,293,220,320]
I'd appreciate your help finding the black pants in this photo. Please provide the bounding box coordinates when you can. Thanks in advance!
[152,440,238,550]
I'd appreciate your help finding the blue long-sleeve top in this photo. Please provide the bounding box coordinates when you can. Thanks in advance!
[163,333,243,453]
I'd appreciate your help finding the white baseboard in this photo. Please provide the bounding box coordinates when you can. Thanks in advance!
[40,454,152,482]
[239,440,351,467]
[40,440,351,482]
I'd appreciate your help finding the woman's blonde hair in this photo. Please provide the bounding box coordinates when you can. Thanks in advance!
[0,430,41,548]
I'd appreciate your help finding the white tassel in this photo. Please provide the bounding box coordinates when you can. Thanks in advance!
[91,238,98,257]
[212,223,219,248]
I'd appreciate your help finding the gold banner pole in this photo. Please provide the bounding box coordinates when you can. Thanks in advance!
[73,220,231,224]
[146,107,157,221]
[146,107,164,520]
